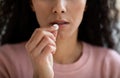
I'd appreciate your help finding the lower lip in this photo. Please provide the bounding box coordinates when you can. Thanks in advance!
[58,24,69,29]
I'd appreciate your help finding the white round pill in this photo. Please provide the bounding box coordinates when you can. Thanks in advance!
[53,24,59,30]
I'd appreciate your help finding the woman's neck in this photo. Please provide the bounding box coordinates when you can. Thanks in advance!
[53,32,82,64]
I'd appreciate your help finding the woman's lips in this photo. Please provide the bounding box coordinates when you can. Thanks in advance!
[50,20,70,28]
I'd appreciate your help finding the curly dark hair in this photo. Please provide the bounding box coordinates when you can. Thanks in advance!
[0,0,120,52]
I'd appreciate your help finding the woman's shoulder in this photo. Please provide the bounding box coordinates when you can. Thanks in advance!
[0,42,33,77]
[82,41,120,65]
[83,42,120,76]
[83,42,120,77]
[0,41,29,62]
[0,42,26,53]
[100,47,120,77]
[0,41,29,64]
[83,41,120,57]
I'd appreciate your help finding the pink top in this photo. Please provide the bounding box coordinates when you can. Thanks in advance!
[0,42,120,78]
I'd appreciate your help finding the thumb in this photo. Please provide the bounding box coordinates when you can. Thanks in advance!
[50,24,59,38]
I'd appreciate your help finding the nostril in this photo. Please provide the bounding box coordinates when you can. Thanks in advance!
[53,10,65,14]
[61,11,65,13]
[54,11,57,13]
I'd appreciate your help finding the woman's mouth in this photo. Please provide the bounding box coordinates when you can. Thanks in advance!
[50,20,70,28]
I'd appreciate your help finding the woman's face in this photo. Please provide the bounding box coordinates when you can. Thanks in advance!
[31,0,86,39]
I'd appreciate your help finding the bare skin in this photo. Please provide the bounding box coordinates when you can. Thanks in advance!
[26,27,57,78]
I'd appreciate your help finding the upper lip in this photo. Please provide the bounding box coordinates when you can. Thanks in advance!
[50,20,69,26]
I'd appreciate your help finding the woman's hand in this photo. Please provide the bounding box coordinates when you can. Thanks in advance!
[25,26,58,78]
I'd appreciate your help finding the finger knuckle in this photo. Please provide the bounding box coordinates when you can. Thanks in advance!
[44,36,50,42]
[47,45,56,51]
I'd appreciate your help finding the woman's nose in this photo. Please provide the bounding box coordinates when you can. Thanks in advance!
[52,0,66,14]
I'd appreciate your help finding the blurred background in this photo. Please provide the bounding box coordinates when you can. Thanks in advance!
[110,0,120,53]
